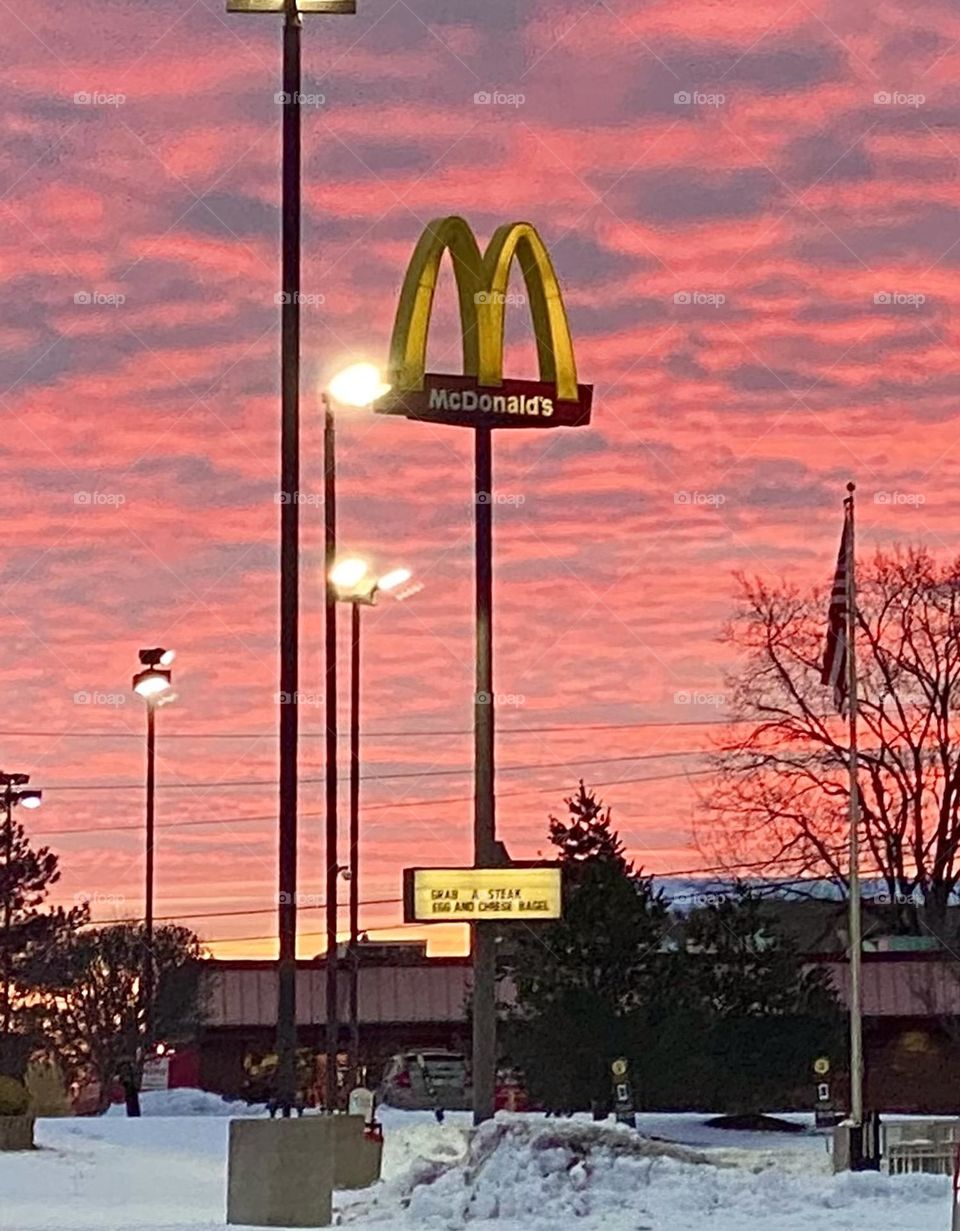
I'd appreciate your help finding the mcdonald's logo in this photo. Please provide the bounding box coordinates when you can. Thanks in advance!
[375,216,593,430]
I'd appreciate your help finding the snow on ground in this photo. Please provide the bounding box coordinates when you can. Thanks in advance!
[0,1100,950,1231]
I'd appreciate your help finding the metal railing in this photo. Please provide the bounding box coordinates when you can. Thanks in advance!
[882,1118,960,1176]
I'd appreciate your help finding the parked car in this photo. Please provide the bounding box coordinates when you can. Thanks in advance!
[377,1050,472,1111]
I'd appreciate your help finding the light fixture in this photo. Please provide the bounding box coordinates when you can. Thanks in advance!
[329,557,370,592]
[327,363,391,409]
[134,647,175,700]
[17,790,42,809]
[377,567,412,593]
[138,647,175,669]
[133,669,172,699]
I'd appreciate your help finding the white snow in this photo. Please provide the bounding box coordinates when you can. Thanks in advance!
[104,1088,264,1119]
[0,1098,949,1231]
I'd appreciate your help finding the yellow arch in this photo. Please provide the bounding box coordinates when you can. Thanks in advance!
[480,222,579,402]
[388,216,484,391]
[388,217,580,402]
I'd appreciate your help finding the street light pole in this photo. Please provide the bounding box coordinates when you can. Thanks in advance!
[348,599,361,1085]
[1,782,13,1038]
[132,648,174,1057]
[228,0,357,1121]
[320,367,397,1106]
[323,395,339,1112]
[473,426,497,1124]
[275,0,303,1120]
[0,772,42,1039]
[144,698,156,1029]
[328,552,412,1088]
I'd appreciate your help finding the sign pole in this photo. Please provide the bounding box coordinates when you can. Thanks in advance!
[377,217,593,1125]
[473,425,497,1124]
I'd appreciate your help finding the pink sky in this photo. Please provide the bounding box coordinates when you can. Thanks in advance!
[3,0,958,955]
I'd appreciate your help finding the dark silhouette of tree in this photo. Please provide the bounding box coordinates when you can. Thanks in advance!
[501,784,670,1111]
[683,883,838,1019]
[35,922,207,1115]
[0,811,86,1074]
[703,547,960,936]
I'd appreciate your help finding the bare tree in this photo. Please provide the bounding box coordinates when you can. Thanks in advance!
[701,546,960,937]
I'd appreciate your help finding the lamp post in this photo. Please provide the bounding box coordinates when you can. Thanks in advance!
[321,363,392,1111]
[0,773,41,1037]
[330,557,412,1086]
[227,0,357,1118]
[132,648,174,1047]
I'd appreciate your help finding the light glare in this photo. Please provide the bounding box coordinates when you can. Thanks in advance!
[134,672,172,699]
[330,557,370,590]
[377,567,412,592]
[327,363,391,408]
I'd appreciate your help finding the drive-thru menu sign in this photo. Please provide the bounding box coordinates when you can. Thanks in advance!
[404,866,562,923]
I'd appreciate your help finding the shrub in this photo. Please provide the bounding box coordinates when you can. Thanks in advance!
[0,1076,30,1117]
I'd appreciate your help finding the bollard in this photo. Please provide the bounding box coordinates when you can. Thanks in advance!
[227,1118,334,1228]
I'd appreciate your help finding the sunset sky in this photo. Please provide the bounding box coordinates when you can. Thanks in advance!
[4,0,957,956]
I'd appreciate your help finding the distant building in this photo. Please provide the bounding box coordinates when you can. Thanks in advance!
[188,918,960,1112]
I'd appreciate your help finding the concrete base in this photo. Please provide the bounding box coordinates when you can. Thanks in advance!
[329,1116,383,1189]
[832,1117,881,1173]
[227,1119,334,1227]
[0,1116,35,1151]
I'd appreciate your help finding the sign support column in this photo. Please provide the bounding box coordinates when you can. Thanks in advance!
[473,425,497,1125]
[375,216,594,1126]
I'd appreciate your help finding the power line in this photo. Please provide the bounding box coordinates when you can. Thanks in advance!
[0,718,734,741]
[29,749,710,797]
[206,922,408,948]
[83,896,403,929]
[32,766,717,840]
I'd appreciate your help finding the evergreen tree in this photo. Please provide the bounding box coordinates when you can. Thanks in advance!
[0,809,86,1072]
[683,884,837,1019]
[501,784,669,1111]
[664,884,842,1112]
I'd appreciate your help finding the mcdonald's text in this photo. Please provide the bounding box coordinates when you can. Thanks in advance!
[376,373,592,431]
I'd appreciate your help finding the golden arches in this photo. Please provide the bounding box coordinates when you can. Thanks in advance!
[388,216,580,403]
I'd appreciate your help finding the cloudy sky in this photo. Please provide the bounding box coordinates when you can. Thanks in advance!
[4,0,955,955]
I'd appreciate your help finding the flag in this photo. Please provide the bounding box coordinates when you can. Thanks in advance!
[821,512,851,712]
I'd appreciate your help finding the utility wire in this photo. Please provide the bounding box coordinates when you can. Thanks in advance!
[0,718,735,741]
[27,749,710,796]
[33,767,717,840]
[83,896,403,929]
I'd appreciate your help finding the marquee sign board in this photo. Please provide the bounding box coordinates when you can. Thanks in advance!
[376,216,593,432]
[404,866,562,923]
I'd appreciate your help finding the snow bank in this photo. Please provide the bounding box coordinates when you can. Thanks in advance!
[104,1088,262,1117]
[345,1115,950,1231]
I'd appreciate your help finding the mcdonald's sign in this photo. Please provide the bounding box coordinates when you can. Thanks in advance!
[375,216,593,430]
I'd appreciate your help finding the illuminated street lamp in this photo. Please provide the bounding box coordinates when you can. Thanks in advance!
[320,365,391,1110]
[328,363,392,408]
[132,647,175,1071]
[330,557,412,1083]
[0,771,42,1035]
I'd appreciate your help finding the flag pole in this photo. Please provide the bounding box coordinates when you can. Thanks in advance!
[845,480,864,1127]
